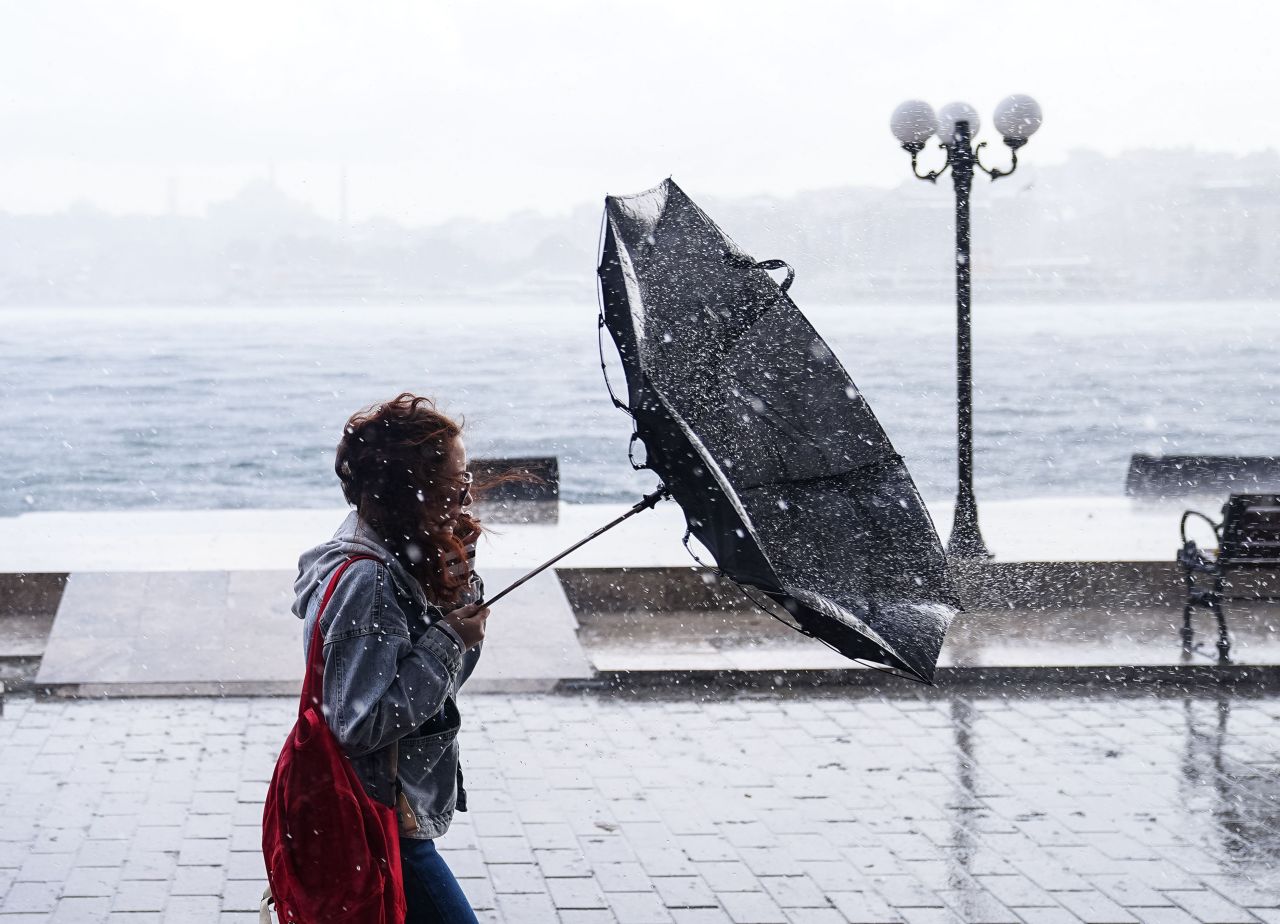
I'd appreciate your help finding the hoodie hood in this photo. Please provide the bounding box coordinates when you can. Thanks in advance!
[292,510,431,619]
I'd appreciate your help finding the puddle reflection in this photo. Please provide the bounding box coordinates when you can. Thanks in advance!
[1180,693,1280,879]
[930,688,1280,901]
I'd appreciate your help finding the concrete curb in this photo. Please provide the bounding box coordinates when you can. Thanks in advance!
[574,662,1280,695]
[10,663,1280,700]
[2,669,570,699]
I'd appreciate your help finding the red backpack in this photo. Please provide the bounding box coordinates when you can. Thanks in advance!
[262,555,406,924]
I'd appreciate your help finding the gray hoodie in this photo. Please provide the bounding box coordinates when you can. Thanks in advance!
[292,510,483,840]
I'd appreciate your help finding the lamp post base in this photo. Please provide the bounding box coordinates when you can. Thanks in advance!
[946,493,991,560]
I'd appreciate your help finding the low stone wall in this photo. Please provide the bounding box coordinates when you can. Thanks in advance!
[557,566,744,613]
[950,561,1185,610]
[557,562,1201,614]
[0,573,67,617]
[1,562,1272,621]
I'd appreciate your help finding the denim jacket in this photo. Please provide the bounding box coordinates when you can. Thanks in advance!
[292,511,482,840]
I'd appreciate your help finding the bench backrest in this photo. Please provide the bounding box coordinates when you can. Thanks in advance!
[1220,494,1280,561]
[1127,454,1280,498]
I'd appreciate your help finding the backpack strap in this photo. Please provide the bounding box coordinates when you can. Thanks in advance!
[299,554,380,718]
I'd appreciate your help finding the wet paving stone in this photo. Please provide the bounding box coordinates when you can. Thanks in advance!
[1,689,1280,921]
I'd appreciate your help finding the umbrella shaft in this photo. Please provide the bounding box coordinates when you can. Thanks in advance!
[478,486,669,608]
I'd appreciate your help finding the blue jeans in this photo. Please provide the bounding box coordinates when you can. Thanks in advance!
[400,836,478,923]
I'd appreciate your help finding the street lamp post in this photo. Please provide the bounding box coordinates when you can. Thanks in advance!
[890,95,1043,559]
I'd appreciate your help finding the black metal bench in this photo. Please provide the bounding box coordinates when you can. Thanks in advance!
[1177,493,1280,661]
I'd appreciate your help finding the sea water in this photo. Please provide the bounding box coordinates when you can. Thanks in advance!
[1,301,1276,516]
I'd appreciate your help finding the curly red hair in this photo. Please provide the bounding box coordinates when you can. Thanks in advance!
[335,393,482,605]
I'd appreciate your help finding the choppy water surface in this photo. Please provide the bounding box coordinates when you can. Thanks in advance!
[1,301,1276,515]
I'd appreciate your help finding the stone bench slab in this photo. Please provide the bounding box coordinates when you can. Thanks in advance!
[35,567,591,695]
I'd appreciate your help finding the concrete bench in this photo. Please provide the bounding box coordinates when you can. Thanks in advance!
[34,566,592,696]
[1128,453,1280,499]
[471,456,559,523]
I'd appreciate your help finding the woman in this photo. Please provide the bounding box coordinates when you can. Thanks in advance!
[291,392,490,923]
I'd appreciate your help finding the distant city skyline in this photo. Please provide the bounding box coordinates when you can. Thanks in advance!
[3,142,1278,227]
[2,0,1278,222]
[2,146,1276,306]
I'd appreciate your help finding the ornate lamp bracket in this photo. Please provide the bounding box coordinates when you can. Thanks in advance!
[903,141,951,183]
[975,137,1026,181]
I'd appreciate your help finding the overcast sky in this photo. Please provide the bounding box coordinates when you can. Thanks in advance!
[2,0,1276,223]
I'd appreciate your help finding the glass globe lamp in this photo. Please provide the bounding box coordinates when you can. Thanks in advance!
[889,100,938,152]
[936,102,980,145]
[993,94,1042,148]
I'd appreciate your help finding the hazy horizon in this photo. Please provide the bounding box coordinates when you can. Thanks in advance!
[3,142,1271,224]
[3,0,1278,223]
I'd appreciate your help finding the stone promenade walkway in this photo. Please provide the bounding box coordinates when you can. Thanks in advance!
[2,688,1279,922]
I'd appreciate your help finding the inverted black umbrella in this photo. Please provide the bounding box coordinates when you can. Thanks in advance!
[484,178,959,683]
[598,179,959,682]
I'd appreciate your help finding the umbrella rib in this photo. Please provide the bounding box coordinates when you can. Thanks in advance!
[736,390,814,451]
[734,454,904,493]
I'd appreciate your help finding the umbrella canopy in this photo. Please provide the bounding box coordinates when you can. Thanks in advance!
[597,179,960,682]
